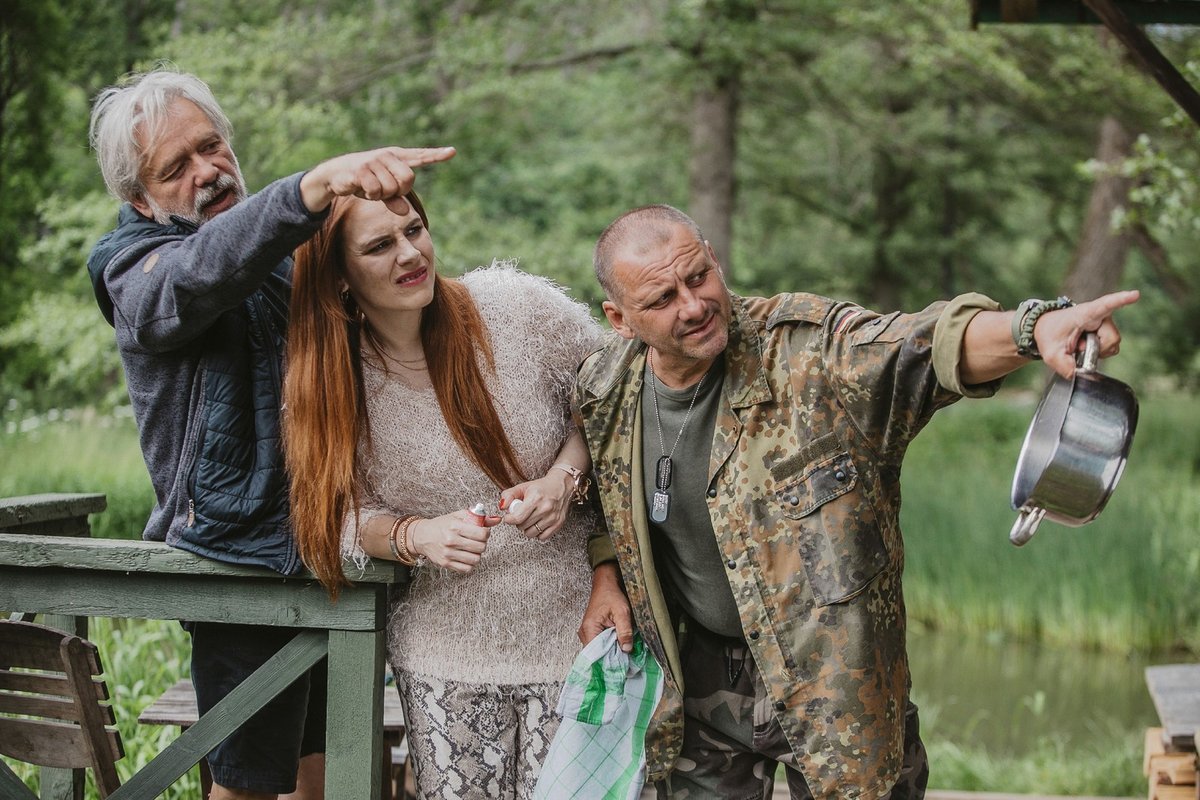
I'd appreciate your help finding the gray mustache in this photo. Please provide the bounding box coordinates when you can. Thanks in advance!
[194,173,241,215]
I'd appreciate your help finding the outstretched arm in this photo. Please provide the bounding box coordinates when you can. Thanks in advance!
[959,290,1140,385]
[299,145,456,214]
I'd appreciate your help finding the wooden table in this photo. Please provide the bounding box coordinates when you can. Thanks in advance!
[0,493,406,800]
[1145,663,1200,751]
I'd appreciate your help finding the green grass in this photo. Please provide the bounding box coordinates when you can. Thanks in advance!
[924,731,1146,796]
[902,388,1200,655]
[0,410,153,540]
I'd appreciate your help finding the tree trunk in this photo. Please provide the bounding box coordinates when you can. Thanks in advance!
[1062,115,1135,301]
[866,146,913,311]
[688,72,739,277]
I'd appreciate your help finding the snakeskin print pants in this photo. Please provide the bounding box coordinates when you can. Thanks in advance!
[394,670,563,800]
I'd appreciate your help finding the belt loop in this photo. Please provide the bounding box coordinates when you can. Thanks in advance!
[726,645,745,686]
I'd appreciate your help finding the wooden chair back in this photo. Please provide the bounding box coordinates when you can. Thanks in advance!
[0,619,123,797]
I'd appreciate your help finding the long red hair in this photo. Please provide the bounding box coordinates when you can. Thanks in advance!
[284,193,527,595]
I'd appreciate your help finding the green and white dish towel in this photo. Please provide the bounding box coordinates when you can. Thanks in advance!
[534,627,664,800]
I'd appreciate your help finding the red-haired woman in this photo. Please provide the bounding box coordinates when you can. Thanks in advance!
[283,191,600,799]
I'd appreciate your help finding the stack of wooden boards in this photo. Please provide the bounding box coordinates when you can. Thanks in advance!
[1145,726,1197,800]
[1145,665,1200,800]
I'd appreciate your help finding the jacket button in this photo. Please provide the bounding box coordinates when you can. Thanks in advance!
[788,495,800,506]
[748,630,760,640]
[707,487,717,498]
[774,701,786,712]
[726,559,737,569]
[834,470,847,482]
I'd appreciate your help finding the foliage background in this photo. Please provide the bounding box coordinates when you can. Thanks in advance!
[4,0,1200,413]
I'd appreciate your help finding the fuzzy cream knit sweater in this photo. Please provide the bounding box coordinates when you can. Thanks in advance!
[345,264,600,685]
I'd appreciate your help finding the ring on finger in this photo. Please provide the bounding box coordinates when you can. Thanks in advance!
[533,521,545,535]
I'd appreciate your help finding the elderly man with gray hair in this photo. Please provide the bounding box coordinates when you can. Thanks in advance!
[86,66,453,800]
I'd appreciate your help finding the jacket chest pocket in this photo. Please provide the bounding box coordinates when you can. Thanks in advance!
[775,441,888,606]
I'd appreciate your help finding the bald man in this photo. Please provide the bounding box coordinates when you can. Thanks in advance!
[574,204,1138,799]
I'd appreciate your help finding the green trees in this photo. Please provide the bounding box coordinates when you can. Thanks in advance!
[3,0,1198,415]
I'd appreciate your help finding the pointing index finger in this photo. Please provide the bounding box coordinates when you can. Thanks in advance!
[1089,289,1140,318]
[393,146,456,168]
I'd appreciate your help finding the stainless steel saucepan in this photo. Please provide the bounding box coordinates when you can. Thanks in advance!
[1009,333,1138,546]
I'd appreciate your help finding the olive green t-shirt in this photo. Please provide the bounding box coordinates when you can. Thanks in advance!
[640,359,742,639]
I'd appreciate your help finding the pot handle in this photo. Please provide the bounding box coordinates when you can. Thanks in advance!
[1078,332,1099,375]
[1010,506,1047,547]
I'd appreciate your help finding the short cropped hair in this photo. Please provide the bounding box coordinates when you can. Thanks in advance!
[89,67,233,204]
[593,204,704,299]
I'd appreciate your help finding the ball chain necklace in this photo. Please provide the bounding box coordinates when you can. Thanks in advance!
[647,349,706,524]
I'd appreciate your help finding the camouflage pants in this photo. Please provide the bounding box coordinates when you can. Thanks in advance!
[652,622,929,800]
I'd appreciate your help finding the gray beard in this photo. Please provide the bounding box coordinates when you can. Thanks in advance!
[147,171,247,225]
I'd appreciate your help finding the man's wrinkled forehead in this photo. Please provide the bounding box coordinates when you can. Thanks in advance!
[614,221,701,267]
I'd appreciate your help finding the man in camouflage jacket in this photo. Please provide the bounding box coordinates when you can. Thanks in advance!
[575,205,1138,799]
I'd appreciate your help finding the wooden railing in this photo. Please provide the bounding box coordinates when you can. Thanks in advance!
[0,493,403,800]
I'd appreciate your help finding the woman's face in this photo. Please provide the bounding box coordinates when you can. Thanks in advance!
[339,196,436,321]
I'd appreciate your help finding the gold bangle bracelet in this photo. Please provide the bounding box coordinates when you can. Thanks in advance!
[387,516,405,561]
[396,516,420,566]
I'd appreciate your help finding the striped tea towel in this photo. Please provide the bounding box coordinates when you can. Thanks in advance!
[534,628,664,800]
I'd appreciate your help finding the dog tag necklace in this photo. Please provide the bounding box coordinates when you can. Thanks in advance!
[648,350,705,524]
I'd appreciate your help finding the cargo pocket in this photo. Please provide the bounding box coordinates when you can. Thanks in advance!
[775,439,887,606]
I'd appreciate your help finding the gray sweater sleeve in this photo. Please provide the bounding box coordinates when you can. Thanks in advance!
[103,172,326,351]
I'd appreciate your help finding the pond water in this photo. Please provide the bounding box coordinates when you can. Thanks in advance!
[908,626,1175,755]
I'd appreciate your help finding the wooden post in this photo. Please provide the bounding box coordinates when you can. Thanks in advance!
[326,629,386,799]
[1079,0,1200,126]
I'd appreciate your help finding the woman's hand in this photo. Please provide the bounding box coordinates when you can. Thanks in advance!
[500,467,575,542]
[408,508,499,573]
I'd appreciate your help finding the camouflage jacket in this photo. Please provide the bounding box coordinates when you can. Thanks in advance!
[576,291,1001,798]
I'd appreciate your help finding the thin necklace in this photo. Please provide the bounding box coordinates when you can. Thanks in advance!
[384,352,426,367]
[378,345,427,370]
[647,349,705,524]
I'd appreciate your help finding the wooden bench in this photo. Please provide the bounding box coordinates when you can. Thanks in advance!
[1146,664,1200,752]
[138,678,410,799]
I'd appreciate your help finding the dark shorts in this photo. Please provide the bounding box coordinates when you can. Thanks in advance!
[187,622,327,794]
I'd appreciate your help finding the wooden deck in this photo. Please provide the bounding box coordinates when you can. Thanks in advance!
[769,792,1136,800]
[923,793,1137,800]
